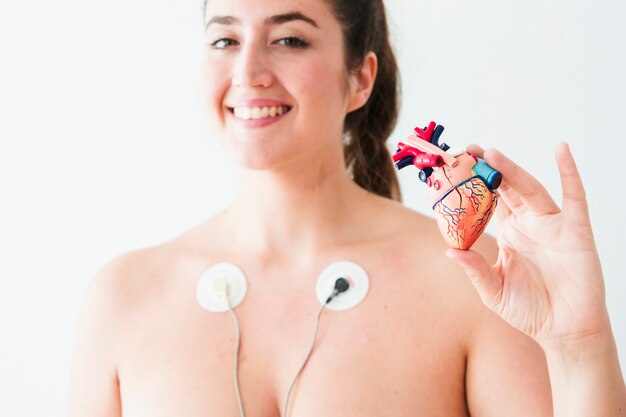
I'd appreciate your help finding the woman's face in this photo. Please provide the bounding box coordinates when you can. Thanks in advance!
[202,0,362,171]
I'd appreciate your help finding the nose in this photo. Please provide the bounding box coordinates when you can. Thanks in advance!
[231,44,273,89]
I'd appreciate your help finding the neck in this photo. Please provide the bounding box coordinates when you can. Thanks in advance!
[222,152,370,262]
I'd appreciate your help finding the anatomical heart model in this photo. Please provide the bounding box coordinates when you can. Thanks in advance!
[393,121,502,250]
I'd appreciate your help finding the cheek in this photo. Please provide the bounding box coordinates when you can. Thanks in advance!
[291,61,350,120]
[202,58,230,124]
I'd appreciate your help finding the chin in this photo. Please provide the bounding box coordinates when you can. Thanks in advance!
[220,130,308,171]
[226,142,295,172]
[233,155,279,171]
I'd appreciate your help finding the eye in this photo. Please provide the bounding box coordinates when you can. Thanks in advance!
[274,36,309,49]
[211,38,239,49]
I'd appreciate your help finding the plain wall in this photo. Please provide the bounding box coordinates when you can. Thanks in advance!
[0,0,624,415]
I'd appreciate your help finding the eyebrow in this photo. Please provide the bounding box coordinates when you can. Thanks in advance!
[205,12,319,30]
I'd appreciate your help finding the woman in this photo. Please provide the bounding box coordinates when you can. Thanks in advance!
[68,0,625,415]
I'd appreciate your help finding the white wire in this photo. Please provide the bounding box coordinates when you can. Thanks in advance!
[283,302,328,417]
[222,289,333,417]
[223,295,246,417]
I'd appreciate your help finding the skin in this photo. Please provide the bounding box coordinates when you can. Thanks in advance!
[67,0,624,416]
[449,143,626,416]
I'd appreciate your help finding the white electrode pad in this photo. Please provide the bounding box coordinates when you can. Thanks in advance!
[315,260,369,311]
[196,262,248,312]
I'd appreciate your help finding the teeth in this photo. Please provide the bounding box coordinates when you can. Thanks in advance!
[233,106,289,120]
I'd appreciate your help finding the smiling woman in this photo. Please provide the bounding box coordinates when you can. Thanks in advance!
[66,0,626,416]
[201,0,400,198]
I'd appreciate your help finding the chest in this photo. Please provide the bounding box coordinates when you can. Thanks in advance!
[116,259,471,417]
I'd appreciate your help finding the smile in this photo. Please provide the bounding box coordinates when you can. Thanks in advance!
[230,105,292,120]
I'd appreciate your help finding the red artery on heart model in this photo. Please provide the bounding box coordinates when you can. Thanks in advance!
[393,121,503,250]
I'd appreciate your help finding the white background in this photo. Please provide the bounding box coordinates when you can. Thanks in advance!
[1,0,624,415]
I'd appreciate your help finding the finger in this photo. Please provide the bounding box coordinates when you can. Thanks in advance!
[467,143,485,158]
[482,148,560,215]
[467,144,523,215]
[496,179,526,215]
[494,189,513,220]
[555,142,590,225]
[468,144,525,215]
[446,248,503,311]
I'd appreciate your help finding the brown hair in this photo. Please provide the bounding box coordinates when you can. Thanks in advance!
[329,0,401,201]
[202,0,401,201]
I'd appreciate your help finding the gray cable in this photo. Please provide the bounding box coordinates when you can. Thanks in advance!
[222,290,333,417]
[282,301,328,417]
[224,297,246,417]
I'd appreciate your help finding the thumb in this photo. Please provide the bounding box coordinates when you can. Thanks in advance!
[446,248,503,310]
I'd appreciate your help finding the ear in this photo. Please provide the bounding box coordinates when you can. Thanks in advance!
[347,52,378,113]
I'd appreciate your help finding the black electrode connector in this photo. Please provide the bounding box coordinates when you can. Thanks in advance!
[325,277,350,304]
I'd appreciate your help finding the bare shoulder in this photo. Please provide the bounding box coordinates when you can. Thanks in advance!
[87,246,167,309]
[370,196,551,415]
[73,246,172,354]
[89,243,204,305]
[363,194,500,327]
[82,214,233,328]
[68,241,194,416]
[68,249,155,417]
[89,249,153,298]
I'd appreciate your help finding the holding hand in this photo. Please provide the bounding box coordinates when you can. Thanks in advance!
[446,143,626,417]
[446,143,610,348]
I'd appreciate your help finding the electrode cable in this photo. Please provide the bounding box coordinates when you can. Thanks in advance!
[218,278,350,417]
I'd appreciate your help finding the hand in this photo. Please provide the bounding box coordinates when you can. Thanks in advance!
[446,142,610,348]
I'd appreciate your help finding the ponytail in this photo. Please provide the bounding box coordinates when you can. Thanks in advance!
[332,0,401,201]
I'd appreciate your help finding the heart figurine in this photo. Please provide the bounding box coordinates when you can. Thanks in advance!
[393,121,502,250]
